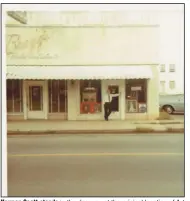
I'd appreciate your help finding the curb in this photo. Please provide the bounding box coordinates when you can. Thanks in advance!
[133,122,184,125]
[7,128,184,135]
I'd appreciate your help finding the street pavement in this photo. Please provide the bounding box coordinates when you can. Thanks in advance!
[8,134,184,196]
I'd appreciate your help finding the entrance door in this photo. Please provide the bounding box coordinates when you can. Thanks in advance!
[27,82,45,119]
[103,80,121,120]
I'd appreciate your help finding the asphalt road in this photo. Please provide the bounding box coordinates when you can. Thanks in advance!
[8,134,184,196]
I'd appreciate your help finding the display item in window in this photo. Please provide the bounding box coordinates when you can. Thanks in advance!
[127,100,138,113]
[80,80,102,114]
[81,103,90,114]
[138,103,147,113]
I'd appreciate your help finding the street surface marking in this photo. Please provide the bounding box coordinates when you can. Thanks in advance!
[8,152,184,158]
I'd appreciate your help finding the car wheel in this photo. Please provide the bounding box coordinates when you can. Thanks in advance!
[163,105,174,114]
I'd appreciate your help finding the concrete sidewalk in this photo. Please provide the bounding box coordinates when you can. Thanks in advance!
[7,120,184,135]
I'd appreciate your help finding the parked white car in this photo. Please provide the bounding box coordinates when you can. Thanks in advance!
[159,94,184,114]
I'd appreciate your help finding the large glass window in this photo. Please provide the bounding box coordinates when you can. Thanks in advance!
[48,80,68,113]
[80,80,102,114]
[6,80,23,113]
[125,79,147,113]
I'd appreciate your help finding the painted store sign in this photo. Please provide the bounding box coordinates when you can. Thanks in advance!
[6,28,58,59]
[6,26,159,65]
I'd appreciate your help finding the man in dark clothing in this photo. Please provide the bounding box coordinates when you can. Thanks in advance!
[104,88,120,121]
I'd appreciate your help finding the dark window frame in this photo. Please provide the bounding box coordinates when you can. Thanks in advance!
[6,79,23,113]
[125,79,147,113]
[48,80,68,113]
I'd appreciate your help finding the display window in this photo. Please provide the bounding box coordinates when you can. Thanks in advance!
[7,80,23,113]
[80,80,102,114]
[125,79,147,113]
[48,80,68,113]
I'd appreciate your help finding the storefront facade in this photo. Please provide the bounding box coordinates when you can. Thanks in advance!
[6,25,160,121]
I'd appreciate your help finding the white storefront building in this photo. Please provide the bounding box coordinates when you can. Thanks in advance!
[6,11,160,121]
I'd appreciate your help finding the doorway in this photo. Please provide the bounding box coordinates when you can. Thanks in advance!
[102,80,123,120]
[26,81,46,119]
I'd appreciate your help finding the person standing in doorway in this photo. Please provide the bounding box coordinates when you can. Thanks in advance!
[104,88,120,121]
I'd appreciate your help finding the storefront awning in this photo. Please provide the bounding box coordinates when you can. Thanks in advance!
[7,65,153,80]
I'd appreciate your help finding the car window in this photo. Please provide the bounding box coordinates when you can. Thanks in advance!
[179,95,184,102]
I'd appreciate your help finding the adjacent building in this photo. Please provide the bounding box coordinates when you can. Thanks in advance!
[158,8,184,95]
[159,63,183,95]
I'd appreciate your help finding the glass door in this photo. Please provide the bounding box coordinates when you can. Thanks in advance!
[27,83,45,119]
[29,86,43,111]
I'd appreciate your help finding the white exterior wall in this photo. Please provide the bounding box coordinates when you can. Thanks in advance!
[26,10,184,94]
[67,80,80,121]
[159,63,183,94]
[158,10,184,94]
[6,11,161,121]
[147,66,160,119]
[6,26,160,65]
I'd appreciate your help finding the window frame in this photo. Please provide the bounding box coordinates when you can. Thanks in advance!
[48,80,68,113]
[80,80,102,114]
[169,80,176,90]
[6,79,23,113]
[125,79,147,113]
[169,64,176,73]
[160,64,166,73]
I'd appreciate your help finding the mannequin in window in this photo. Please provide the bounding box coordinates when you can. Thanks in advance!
[104,88,120,121]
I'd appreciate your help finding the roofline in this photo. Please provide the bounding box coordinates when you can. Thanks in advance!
[6,24,160,28]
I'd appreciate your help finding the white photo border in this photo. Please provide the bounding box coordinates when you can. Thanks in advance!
[1,1,187,200]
